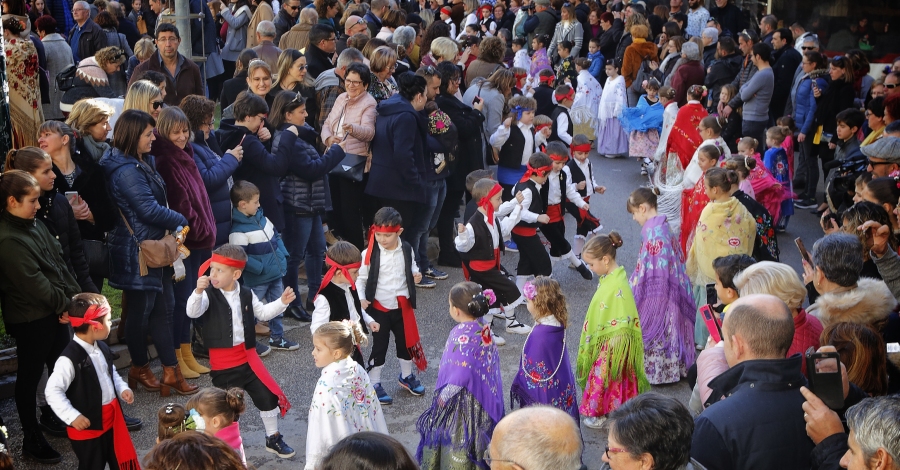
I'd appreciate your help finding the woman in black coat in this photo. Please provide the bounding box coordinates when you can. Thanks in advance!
[814,56,856,188]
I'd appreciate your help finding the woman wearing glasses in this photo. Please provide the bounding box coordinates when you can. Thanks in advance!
[321,62,377,250]
[124,79,165,119]
[271,49,318,128]
[368,45,399,103]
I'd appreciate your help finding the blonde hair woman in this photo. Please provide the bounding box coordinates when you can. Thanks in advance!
[66,99,116,161]
[368,45,398,103]
[547,3,584,63]
[123,79,164,119]
[129,37,157,81]
[430,37,459,64]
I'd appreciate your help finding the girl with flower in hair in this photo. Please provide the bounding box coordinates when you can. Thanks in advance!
[307,320,388,470]
[417,282,504,470]
[510,277,579,422]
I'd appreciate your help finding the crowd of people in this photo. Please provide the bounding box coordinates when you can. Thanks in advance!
[1,0,900,467]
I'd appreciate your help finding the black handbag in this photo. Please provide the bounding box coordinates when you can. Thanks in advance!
[82,239,110,279]
[329,153,368,182]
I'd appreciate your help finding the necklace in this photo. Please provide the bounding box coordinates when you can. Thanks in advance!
[519,325,566,383]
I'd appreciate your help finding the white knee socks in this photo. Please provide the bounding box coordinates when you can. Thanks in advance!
[399,359,413,379]
[260,408,279,437]
[573,235,586,257]
[562,250,582,267]
[369,365,383,384]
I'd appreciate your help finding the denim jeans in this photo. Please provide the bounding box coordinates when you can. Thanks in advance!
[417,179,447,270]
[126,270,176,367]
[282,212,325,309]
[172,248,210,345]
[251,279,284,339]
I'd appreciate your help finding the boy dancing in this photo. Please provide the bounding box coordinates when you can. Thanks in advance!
[544,141,593,279]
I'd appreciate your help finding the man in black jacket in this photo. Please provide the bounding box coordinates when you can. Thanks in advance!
[69,1,108,63]
[705,37,742,112]
[306,25,336,80]
[709,0,745,41]
[274,0,300,45]
[691,294,814,470]
[770,27,802,123]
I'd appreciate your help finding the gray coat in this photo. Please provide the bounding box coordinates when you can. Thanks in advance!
[42,33,74,120]
[102,27,133,57]
[221,4,252,62]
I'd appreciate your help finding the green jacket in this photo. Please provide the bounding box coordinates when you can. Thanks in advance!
[0,211,80,325]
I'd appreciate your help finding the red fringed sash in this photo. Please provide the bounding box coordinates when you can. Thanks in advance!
[373,297,427,372]
[209,344,291,417]
[67,400,140,470]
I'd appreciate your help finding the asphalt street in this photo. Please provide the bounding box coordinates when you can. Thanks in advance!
[1,149,823,469]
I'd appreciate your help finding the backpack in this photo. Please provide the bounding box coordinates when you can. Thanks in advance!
[56,65,77,92]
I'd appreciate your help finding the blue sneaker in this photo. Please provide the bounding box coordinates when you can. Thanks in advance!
[398,374,425,396]
[373,383,393,405]
[504,239,518,252]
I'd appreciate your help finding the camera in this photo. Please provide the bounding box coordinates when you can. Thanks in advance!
[522,3,535,11]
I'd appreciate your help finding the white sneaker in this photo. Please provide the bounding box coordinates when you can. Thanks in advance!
[505,318,532,335]
[583,416,607,429]
[489,308,505,319]
[491,332,506,346]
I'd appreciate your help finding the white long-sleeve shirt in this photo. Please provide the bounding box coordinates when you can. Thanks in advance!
[490,122,536,166]
[456,204,523,252]
[355,244,419,310]
[563,158,601,192]
[514,184,542,223]
[186,287,287,346]
[311,282,376,334]
[46,336,131,425]
[548,170,587,208]
[554,109,572,145]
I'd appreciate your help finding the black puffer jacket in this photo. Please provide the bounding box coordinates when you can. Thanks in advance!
[37,191,100,293]
[275,123,344,215]
[52,144,117,242]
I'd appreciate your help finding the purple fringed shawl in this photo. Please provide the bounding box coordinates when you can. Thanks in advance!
[629,215,697,369]
[510,323,579,423]
[416,319,504,468]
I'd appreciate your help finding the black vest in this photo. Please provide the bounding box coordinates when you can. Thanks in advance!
[548,169,568,205]
[60,339,117,431]
[202,286,256,350]
[459,212,500,262]
[513,179,546,228]
[364,241,417,309]
[549,106,573,144]
[534,84,555,117]
[498,125,534,170]
[317,282,369,334]
[567,159,591,198]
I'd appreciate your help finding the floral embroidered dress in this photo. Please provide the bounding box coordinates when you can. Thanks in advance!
[306,357,388,470]
[620,95,664,159]
[555,56,578,90]
[630,215,697,384]
[510,316,579,422]
[571,69,602,140]
[577,266,650,418]
[417,319,504,470]
[764,146,795,228]
[746,152,788,223]
[596,75,629,156]
[680,171,709,255]
[653,101,679,163]
[685,197,755,344]
[733,189,779,261]
[530,47,552,79]
[5,35,43,148]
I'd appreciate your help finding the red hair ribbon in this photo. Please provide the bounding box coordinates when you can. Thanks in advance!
[440,6,451,15]
[534,122,551,132]
[316,257,363,299]
[364,224,404,266]
[198,253,247,278]
[549,152,568,162]
[539,74,556,85]
[570,143,592,156]
[479,183,503,225]
[69,303,110,328]
[520,163,553,182]
[555,88,575,102]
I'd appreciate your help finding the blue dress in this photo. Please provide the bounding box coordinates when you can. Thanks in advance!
[763,147,794,227]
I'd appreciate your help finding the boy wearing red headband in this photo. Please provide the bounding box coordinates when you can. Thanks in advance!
[356,207,427,405]
[543,141,593,280]
[440,7,457,39]
[187,244,298,459]
[549,84,575,145]
[564,133,606,258]
[533,69,557,117]
[456,178,529,337]
[310,241,378,366]
[46,293,140,470]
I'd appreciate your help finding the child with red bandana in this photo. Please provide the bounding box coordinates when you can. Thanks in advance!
[564,133,606,258]
[543,141,593,279]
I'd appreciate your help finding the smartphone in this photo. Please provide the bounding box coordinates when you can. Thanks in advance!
[699,304,723,343]
[473,96,483,105]
[705,283,718,307]
[795,237,812,265]
[65,191,79,205]
[806,349,844,409]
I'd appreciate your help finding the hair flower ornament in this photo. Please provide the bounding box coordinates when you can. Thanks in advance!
[523,281,537,301]
[482,289,496,306]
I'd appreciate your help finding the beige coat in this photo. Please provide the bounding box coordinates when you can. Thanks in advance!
[322,91,377,157]
[279,22,312,51]
[247,1,275,48]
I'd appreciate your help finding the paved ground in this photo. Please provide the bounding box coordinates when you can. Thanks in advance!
[1,149,822,469]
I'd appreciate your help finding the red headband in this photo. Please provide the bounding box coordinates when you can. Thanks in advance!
[539,75,555,85]
[316,257,363,299]
[70,303,110,328]
[440,6,451,15]
[479,183,503,225]
[520,163,553,182]
[571,143,592,156]
[555,89,574,102]
[198,253,247,278]
[534,122,551,132]
[549,152,568,162]
[364,224,403,266]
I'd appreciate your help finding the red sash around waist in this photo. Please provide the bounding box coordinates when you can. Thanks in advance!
[512,226,538,236]
[209,344,291,417]
[547,204,563,223]
[67,399,140,470]
[372,297,427,372]
[468,248,501,272]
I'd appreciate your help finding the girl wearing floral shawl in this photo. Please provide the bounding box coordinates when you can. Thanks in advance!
[417,283,503,470]
[577,232,649,429]
[663,86,707,171]
[571,58,602,140]
[530,35,552,80]
[307,321,388,470]
[627,188,697,385]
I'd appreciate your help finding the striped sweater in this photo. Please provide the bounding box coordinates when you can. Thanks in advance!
[228,207,288,287]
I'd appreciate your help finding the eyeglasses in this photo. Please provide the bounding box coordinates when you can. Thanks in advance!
[885,83,899,89]
[291,91,304,103]
[349,18,366,27]
[606,446,628,459]
[345,79,363,86]
[867,159,893,167]
[296,64,308,70]
[151,100,164,109]
[324,36,337,42]
[483,448,520,467]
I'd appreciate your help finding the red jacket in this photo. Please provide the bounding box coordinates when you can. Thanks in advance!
[671,59,705,107]
[787,309,823,377]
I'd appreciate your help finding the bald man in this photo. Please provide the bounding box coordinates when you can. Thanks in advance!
[488,406,584,470]
[691,294,813,470]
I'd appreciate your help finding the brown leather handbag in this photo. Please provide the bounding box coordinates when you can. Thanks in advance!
[119,210,179,276]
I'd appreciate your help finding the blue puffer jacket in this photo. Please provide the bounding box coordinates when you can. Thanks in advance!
[191,133,239,247]
[100,147,188,292]
[794,71,828,136]
[274,123,345,215]
[228,207,288,287]
[366,94,430,202]
[587,50,604,82]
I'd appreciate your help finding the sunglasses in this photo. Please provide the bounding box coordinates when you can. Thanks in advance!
[289,5,298,9]
[801,46,815,50]
[885,83,898,89]
[349,18,365,27]
[291,92,305,103]
[867,159,893,167]
[152,100,164,109]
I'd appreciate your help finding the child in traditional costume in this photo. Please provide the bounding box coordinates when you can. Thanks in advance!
[307,321,388,470]
[724,157,780,261]
[490,95,541,198]
[311,241,377,366]
[356,207,428,404]
[738,137,787,224]
[626,188,697,385]
[533,69,558,118]
[530,35,552,82]
[510,277,579,422]
[596,60,629,158]
[577,232,649,429]
[45,293,140,470]
[544,141,594,279]
[548,85,575,145]
[571,58,602,141]
[564,134,606,258]
[764,126,795,231]
[554,40,578,90]
[682,115,733,190]
[416,282,504,469]
[511,152,554,312]
[186,244,297,458]
[156,402,189,443]
[681,145,721,254]
[652,86,679,165]
[512,38,530,71]
[686,167,756,345]
[620,78,664,174]
[662,85,708,173]
[186,387,247,464]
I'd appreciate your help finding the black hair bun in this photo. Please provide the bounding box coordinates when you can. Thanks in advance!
[467,292,491,318]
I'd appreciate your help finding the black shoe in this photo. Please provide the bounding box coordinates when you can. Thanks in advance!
[123,413,143,432]
[38,406,67,438]
[265,432,296,458]
[22,429,61,464]
[285,305,311,322]
[575,262,593,280]
[794,198,817,209]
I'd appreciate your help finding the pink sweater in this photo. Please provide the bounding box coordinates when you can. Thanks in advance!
[321,91,377,156]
